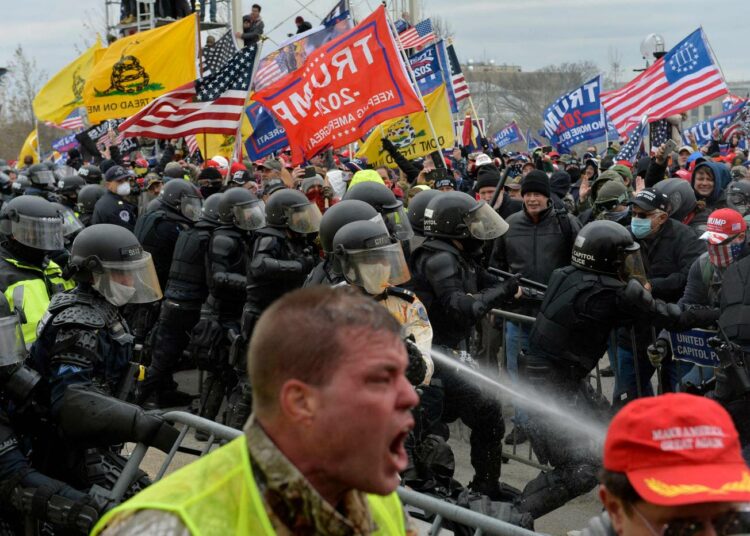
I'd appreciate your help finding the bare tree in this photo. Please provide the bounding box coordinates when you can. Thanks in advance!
[605,46,623,90]
[431,15,454,41]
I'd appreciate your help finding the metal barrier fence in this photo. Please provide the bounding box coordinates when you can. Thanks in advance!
[112,411,541,536]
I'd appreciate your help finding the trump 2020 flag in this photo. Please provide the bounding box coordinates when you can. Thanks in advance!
[408,43,444,96]
[543,75,605,151]
[244,102,288,160]
[602,28,728,135]
[252,6,422,164]
[493,121,524,149]
[683,100,748,146]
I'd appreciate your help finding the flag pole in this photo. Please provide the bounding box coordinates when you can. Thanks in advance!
[446,38,485,141]
[228,39,265,177]
[384,9,445,169]
[34,118,41,162]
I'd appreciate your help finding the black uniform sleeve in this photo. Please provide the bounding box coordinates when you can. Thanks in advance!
[381,138,422,184]
[423,252,482,326]
[209,234,246,294]
[249,236,310,280]
[645,159,668,188]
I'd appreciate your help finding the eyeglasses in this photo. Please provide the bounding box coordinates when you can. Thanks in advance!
[634,504,750,536]
[631,210,659,219]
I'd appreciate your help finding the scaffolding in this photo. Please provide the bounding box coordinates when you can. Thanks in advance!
[104,0,233,37]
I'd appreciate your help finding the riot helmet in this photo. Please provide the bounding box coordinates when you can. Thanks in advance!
[333,219,410,295]
[57,174,86,207]
[407,189,441,236]
[319,199,380,254]
[163,162,187,180]
[0,196,64,252]
[12,175,30,195]
[423,191,509,240]
[77,164,103,185]
[69,224,162,306]
[218,188,266,230]
[343,182,413,240]
[27,164,55,189]
[159,179,203,222]
[201,192,224,225]
[51,202,84,240]
[571,220,646,282]
[265,188,321,234]
[77,185,106,215]
[726,181,750,218]
[654,178,697,223]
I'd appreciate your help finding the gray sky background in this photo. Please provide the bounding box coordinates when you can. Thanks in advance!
[3,0,748,90]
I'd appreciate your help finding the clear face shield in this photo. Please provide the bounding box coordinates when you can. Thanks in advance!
[180,196,203,222]
[464,202,509,240]
[285,202,322,234]
[382,204,414,241]
[92,253,163,307]
[59,207,84,238]
[0,315,24,368]
[342,242,411,295]
[233,199,266,231]
[620,245,648,285]
[32,169,55,187]
[11,213,64,251]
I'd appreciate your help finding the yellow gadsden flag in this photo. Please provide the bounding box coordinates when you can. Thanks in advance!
[83,15,197,123]
[195,115,252,159]
[17,130,39,166]
[33,38,103,126]
[356,84,454,167]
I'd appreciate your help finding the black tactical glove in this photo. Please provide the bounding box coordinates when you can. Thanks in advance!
[134,411,180,453]
[678,306,720,330]
[622,278,654,310]
[404,335,427,386]
[472,274,522,316]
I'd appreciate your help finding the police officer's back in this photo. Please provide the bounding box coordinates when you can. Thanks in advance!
[91,166,137,231]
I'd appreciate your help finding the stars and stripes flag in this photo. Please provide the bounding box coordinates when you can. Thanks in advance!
[602,28,728,136]
[723,93,745,112]
[119,44,258,139]
[202,31,239,77]
[616,115,648,163]
[649,119,671,150]
[185,134,199,155]
[445,43,469,103]
[721,101,750,143]
[397,19,435,50]
[45,108,85,131]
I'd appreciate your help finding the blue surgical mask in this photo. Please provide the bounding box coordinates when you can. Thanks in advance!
[630,217,652,238]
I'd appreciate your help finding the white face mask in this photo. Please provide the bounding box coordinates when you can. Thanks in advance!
[116,182,131,197]
[358,263,391,295]
[106,280,136,306]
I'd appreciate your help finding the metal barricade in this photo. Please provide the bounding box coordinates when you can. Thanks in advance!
[114,411,540,535]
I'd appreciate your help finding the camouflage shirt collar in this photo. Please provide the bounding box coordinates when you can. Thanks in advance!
[244,416,375,535]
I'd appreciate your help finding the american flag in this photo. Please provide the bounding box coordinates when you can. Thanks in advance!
[202,31,239,77]
[46,108,85,131]
[602,28,728,136]
[254,54,285,90]
[119,45,258,139]
[723,93,745,112]
[616,115,648,163]
[649,119,671,150]
[722,101,750,142]
[397,19,435,50]
[445,43,469,102]
[185,134,199,155]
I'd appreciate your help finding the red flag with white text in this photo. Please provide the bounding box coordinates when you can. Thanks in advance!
[252,5,422,164]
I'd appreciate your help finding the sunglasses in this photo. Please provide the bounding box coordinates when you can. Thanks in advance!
[636,506,750,536]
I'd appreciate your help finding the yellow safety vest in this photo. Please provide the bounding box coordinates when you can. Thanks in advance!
[0,257,74,344]
[92,436,406,536]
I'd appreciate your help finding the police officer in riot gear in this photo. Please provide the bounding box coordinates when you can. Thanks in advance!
[304,199,381,287]
[223,189,320,429]
[726,181,750,222]
[406,188,441,247]
[516,220,716,519]
[77,164,103,186]
[23,164,59,201]
[410,191,519,499]
[77,185,106,227]
[0,294,106,534]
[343,181,414,241]
[29,224,177,495]
[0,196,74,345]
[194,188,264,426]
[137,193,224,408]
[57,175,87,212]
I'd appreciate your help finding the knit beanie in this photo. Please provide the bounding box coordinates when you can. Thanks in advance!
[521,170,550,197]
[474,165,501,191]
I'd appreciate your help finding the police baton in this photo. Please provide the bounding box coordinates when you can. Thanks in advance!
[487,165,510,209]
[488,268,547,291]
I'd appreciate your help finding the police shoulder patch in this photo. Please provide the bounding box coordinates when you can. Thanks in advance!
[119,210,130,222]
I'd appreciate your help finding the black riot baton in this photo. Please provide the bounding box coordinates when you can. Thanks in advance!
[488,267,547,290]
[488,165,511,210]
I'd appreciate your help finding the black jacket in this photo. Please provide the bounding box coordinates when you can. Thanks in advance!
[490,204,582,315]
[90,190,137,231]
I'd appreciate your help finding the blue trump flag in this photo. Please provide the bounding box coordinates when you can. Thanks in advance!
[526,128,541,150]
[493,121,524,149]
[408,43,444,96]
[682,100,747,146]
[244,102,288,160]
[542,75,605,151]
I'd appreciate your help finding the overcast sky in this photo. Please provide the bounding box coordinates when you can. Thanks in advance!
[3,0,748,89]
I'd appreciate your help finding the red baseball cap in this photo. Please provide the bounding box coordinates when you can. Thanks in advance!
[604,393,750,506]
[700,208,747,244]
